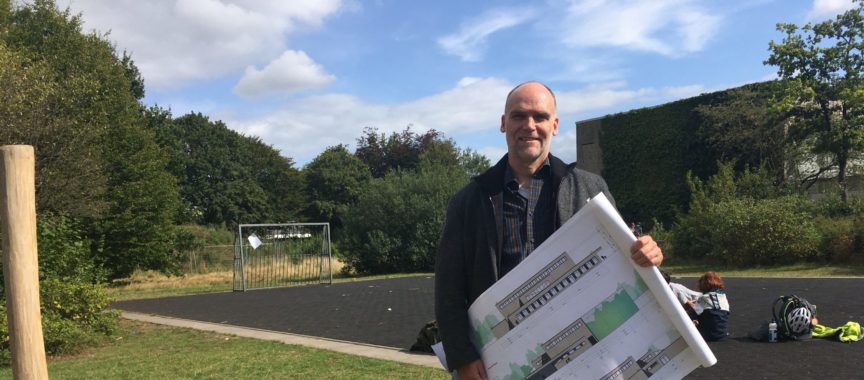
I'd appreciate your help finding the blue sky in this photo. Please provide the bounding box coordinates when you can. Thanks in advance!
[56,0,858,167]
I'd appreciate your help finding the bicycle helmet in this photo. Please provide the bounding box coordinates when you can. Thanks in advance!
[786,306,812,335]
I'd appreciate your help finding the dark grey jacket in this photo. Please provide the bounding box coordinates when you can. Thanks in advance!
[434,153,613,371]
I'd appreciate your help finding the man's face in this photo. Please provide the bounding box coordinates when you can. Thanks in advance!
[501,83,559,167]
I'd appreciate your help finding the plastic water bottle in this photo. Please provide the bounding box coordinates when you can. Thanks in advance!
[768,321,778,342]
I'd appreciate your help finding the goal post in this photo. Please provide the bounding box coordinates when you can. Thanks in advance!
[233,223,332,291]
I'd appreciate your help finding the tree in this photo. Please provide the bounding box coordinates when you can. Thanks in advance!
[303,145,371,231]
[143,107,190,203]
[0,0,130,356]
[120,51,145,100]
[2,0,183,278]
[341,160,469,274]
[355,126,460,177]
[0,1,10,35]
[765,1,864,202]
[239,135,306,223]
[172,113,303,226]
[0,16,108,218]
[173,113,263,225]
[97,118,180,278]
[458,147,492,178]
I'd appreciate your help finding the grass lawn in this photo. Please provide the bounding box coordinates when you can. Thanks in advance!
[661,261,864,277]
[0,319,449,380]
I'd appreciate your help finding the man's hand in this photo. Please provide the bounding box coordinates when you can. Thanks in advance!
[457,359,488,380]
[630,235,663,267]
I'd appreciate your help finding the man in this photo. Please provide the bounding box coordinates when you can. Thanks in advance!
[434,81,664,380]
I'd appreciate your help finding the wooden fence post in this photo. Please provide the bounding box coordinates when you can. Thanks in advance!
[1,145,49,379]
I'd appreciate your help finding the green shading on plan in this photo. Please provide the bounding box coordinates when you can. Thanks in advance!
[584,288,639,341]
[621,270,649,299]
[472,314,501,347]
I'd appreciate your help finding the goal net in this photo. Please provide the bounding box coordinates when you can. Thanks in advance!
[233,223,332,291]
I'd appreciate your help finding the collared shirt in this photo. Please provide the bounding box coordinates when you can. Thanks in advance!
[500,158,554,276]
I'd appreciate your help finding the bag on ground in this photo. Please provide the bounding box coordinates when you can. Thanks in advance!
[773,295,816,341]
[409,320,441,353]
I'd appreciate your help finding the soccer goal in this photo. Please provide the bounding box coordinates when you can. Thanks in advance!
[233,223,332,291]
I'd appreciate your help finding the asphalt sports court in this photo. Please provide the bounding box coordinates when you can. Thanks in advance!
[113,276,864,379]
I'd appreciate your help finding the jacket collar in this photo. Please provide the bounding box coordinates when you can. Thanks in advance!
[475,153,571,196]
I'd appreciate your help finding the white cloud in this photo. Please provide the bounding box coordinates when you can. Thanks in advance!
[562,0,721,56]
[234,50,335,97]
[222,78,705,166]
[547,53,628,84]
[57,0,343,89]
[224,94,381,163]
[553,128,579,164]
[457,77,484,87]
[390,78,511,133]
[807,0,857,20]
[438,8,536,61]
[226,77,512,163]
[556,81,706,116]
[478,146,508,164]
[660,84,706,100]
[557,82,649,115]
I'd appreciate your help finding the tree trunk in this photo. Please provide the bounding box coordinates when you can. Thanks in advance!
[838,150,849,204]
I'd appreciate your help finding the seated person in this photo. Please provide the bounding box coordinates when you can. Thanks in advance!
[691,271,730,341]
[661,270,702,308]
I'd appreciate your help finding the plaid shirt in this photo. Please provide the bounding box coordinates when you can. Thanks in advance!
[500,159,554,276]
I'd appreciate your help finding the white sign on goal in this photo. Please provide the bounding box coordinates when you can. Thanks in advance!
[234,223,332,291]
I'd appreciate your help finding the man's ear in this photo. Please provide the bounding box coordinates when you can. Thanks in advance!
[500,115,506,132]
[552,117,559,136]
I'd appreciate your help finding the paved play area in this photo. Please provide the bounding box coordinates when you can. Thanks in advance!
[112,275,864,379]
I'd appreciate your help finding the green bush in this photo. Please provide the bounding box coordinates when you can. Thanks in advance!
[174,225,238,274]
[0,214,118,364]
[340,160,468,274]
[811,192,864,218]
[645,218,674,258]
[0,279,118,364]
[42,278,118,357]
[2,213,105,289]
[672,196,820,265]
[36,214,106,283]
[853,218,864,264]
[175,225,235,247]
[814,217,857,263]
[669,162,822,265]
[807,194,864,263]
[0,305,7,365]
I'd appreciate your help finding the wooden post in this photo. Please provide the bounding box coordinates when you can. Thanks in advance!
[0,145,49,380]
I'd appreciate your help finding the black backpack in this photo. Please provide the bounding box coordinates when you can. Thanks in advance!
[772,295,816,341]
[409,320,441,353]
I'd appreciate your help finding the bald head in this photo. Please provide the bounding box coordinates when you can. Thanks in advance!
[505,81,557,114]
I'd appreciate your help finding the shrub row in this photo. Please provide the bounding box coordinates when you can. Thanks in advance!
[0,214,118,364]
[671,196,820,265]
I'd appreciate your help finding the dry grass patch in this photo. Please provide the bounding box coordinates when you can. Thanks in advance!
[109,258,350,300]
[115,270,233,290]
